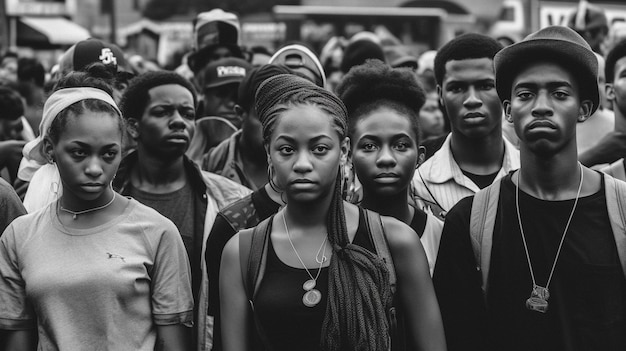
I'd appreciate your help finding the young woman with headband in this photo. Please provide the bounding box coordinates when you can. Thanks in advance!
[0,72,192,350]
[220,74,446,350]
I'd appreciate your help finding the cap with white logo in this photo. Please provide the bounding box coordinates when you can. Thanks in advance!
[203,57,252,89]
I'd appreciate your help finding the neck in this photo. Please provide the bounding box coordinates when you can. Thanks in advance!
[60,186,115,211]
[517,146,581,200]
[614,107,626,133]
[450,130,505,174]
[284,191,334,229]
[134,147,187,186]
[361,190,412,224]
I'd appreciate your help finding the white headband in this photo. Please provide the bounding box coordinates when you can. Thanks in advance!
[22,87,121,164]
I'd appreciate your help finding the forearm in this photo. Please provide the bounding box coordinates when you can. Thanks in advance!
[155,324,190,351]
[1,329,37,351]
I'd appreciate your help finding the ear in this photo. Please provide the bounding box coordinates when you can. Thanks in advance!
[43,137,55,163]
[436,84,444,106]
[127,118,140,139]
[234,104,246,118]
[577,100,594,122]
[417,146,426,167]
[606,83,615,102]
[340,137,350,165]
[503,100,513,123]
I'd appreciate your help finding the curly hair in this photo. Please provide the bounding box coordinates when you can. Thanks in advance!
[48,64,122,144]
[120,71,197,121]
[606,38,626,84]
[0,85,24,121]
[336,59,425,142]
[434,33,503,86]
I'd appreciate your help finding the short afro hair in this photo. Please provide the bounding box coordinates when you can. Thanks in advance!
[606,39,626,84]
[120,71,197,121]
[434,33,503,86]
[336,59,425,141]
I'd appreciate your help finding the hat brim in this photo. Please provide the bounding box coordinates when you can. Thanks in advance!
[495,38,599,114]
[204,78,242,90]
[188,44,244,72]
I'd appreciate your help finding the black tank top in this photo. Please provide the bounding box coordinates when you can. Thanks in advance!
[254,208,376,350]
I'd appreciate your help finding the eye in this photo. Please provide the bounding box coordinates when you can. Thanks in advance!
[479,82,495,90]
[71,149,86,158]
[279,145,294,155]
[102,150,119,161]
[447,84,463,93]
[393,141,411,151]
[553,90,569,99]
[361,142,378,151]
[180,108,196,120]
[312,145,329,155]
[516,91,533,100]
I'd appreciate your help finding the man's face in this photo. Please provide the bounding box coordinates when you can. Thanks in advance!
[203,83,239,124]
[504,61,592,156]
[607,56,626,117]
[438,57,503,139]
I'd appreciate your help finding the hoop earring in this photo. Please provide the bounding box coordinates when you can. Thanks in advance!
[267,164,282,193]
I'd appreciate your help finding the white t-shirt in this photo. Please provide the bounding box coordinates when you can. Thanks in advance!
[0,198,193,350]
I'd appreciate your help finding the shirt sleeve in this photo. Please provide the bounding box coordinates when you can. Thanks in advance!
[150,219,194,326]
[432,196,487,351]
[0,226,35,330]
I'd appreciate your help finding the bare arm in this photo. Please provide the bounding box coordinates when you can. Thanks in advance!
[220,232,252,351]
[2,329,37,351]
[383,217,447,351]
[155,324,190,351]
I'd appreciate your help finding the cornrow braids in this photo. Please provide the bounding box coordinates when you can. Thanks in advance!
[255,73,393,351]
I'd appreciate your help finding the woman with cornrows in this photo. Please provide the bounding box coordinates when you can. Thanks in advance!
[220,73,446,350]
[0,69,192,350]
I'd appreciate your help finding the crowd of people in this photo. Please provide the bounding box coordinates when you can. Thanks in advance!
[1,4,626,351]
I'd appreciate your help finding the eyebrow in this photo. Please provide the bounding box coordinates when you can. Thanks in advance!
[70,141,120,148]
[446,78,494,85]
[275,134,334,143]
[513,81,574,90]
[358,132,413,141]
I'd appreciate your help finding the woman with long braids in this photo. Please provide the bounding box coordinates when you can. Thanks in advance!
[220,74,446,350]
[0,70,192,350]
[337,60,444,275]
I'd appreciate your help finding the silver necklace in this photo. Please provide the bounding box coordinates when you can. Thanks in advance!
[282,211,328,308]
[59,192,117,220]
[515,163,583,313]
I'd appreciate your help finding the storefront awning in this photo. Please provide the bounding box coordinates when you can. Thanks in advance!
[18,16,90,47]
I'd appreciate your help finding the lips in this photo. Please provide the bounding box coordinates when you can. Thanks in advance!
[463,112,486,119]
[291,179,315,184]
[528,120,557,130]
[374,173,400,184]
[375,172,399,179]
[166,133,189,142]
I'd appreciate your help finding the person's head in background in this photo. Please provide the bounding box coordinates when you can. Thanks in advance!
[17,57,45,89]
[605,38,626,118]
[337,59,425,203]
[55,38,134,104]
[269,43,326,87]
[384,46,418,71]
[567,3,609,54]
[199,57,251,125]
[0,85,25,141]
[340,37,386,75]
[417,50,437,93]
[187,9,245,76]
[0,52,19,83]
[419,91,446,140]
[434,33,504,140]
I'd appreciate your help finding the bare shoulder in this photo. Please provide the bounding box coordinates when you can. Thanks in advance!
[379,215,421,251]
[222,230,247,263]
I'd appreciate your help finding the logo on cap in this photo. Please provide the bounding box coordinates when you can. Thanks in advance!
[217,65,246,77]
[99,48,118,66]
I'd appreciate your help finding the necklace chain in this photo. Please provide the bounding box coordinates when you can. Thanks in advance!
[515,163,583,290]
[59,191,117,220]
[282,211,327,282]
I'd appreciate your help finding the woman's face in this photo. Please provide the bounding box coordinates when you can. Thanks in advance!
[268,104,348,203]
[351,106,419,198]
[419,92,445,139]
[48,110,122,203]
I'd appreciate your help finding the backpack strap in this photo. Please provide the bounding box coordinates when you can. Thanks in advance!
[239,216,273,303]
[469,178,502,298]
[603,174,626,280]
[363,209,396,294]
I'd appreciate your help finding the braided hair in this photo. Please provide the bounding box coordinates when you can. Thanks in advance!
[255,74,393,351]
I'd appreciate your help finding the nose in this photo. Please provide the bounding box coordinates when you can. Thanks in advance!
[463,86,482,109]
[531,91,553,117]
[376,145,397,168]
[169,109,187,130]
[85,156,104,178]
[293,151,313,174]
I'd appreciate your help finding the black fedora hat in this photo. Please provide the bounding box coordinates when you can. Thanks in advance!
[494,25,599,114]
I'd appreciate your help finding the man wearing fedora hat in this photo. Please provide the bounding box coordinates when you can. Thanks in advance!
[433,26,626,351]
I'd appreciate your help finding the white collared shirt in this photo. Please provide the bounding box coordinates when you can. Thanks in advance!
[413,134,520,217]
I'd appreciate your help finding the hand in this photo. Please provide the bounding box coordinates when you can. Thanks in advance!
[579,131,626,167]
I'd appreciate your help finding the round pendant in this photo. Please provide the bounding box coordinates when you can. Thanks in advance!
[303,279,316,291]
[526,296,549,313]
[303,289,322,307]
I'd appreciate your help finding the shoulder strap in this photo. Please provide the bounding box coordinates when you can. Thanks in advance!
[239,216,273,302]
[469,178,502,297]
[363,209,397,294]
[603,174,626,280]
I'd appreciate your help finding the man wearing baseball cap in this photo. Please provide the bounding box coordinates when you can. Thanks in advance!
[434,26,626,351]
[187,57,251,164]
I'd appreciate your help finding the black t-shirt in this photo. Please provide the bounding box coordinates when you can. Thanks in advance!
[461,168,499,190]
[206,186,281,351]
[433,173,626,351]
